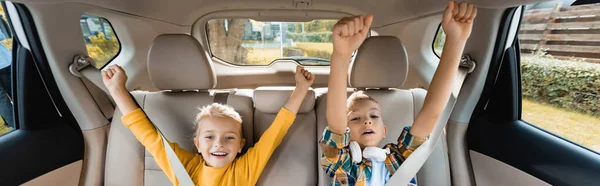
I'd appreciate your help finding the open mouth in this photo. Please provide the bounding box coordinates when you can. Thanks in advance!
[362,129,375,135]
[210,152,228,158]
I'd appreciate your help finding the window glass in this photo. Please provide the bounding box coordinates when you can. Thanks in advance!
[0,5,14,136]
[433,25,445,57]
[80,14,120,69]
[519,1,600,152]
[207,19,336,66]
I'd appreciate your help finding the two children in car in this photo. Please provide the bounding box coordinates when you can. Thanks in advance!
[102,1,476,185]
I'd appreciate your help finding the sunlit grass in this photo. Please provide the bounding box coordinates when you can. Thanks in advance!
[295,42,333,53]
[246,48,281,65]
[245,42,332,65]
[522,99,600,153]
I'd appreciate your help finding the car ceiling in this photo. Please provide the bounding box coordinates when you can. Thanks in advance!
[11,0,549,26]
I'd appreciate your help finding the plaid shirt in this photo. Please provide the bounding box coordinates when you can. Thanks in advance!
[320,126,426,186]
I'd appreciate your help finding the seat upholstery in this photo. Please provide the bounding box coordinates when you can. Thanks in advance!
[316,36,451,186]
[349,36,409,89]
[147,34,216,91]
[104,34,450,186]
[104,34,254,186]
[253,87,318,185]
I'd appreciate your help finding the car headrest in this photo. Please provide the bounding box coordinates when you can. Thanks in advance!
[148,34,216,91]
[253,88,315,114]
[349,36,408,89]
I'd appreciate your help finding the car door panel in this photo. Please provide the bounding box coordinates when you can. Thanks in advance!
[0,3,84,185]
[467,7,600,186]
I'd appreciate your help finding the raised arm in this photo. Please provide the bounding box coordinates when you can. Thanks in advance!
[327,15,373,134]
[410,1,477,138]
[103,65,199,186]
[284,66,315,114]
[102,65,138,114]
[239,66,313,184]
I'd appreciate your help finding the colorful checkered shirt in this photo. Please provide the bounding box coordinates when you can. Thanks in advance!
[320,126,426,186]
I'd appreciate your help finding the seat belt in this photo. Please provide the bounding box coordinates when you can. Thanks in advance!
[154,92,228,186]
[126,93,196,186]
[69,55,195,186]
[69,55,115,121]
[386,55,476,186]
[161,131,196,186]
[213,92,229,105]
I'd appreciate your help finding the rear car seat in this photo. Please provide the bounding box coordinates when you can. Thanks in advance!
[104,34,254,186]
[253,87,317,185]
[316,36,451,186]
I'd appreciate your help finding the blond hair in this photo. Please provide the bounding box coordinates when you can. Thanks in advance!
[194,103,243,136]
[347,91,379,109]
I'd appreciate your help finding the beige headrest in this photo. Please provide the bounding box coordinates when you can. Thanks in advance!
[254,88,315,114]
[349,36,408,89]
[148,34,216,91]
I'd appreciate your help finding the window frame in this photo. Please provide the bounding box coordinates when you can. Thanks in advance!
[431,23,444,58]
[80,14,122,70]
[516,3,600,153]
[467,7,600,186]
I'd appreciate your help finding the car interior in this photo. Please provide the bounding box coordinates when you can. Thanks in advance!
[0,0,599,185]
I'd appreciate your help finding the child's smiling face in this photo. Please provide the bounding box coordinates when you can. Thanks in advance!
[347,99,387,148]
[194,116,245,168]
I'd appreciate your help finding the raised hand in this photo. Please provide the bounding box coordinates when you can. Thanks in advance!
[332,15,374,58]
[102,65,128,92]
[409,2,478,138]
[442,1,477,41]
[295,65,314,90]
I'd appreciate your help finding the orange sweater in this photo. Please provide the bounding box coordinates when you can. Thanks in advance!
[122,108,296,186]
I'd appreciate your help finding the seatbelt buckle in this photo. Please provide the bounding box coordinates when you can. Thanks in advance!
[69,55,95,77]
[459,55,476,73]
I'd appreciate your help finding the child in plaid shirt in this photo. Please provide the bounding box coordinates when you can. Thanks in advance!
[321,1,478,185]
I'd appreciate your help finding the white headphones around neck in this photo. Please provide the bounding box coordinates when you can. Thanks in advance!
[349,141,390,163]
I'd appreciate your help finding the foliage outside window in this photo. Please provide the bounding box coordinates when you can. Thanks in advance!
[80,14,120,69]
[519,1,600,152]
[433,26,445,57]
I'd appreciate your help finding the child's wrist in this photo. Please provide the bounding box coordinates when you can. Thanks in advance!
[108,86,127,95]
[330,53,352,69]
[295,85,310,93]
[444,37,467,45]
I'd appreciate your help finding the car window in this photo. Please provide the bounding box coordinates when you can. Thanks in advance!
[206,19,336,66]
[0,5,14,136]
[519,1,600,152]
[432,25,445,57]
[80,14,120,69]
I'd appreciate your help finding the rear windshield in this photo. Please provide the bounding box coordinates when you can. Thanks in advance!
[207,19,336,66]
